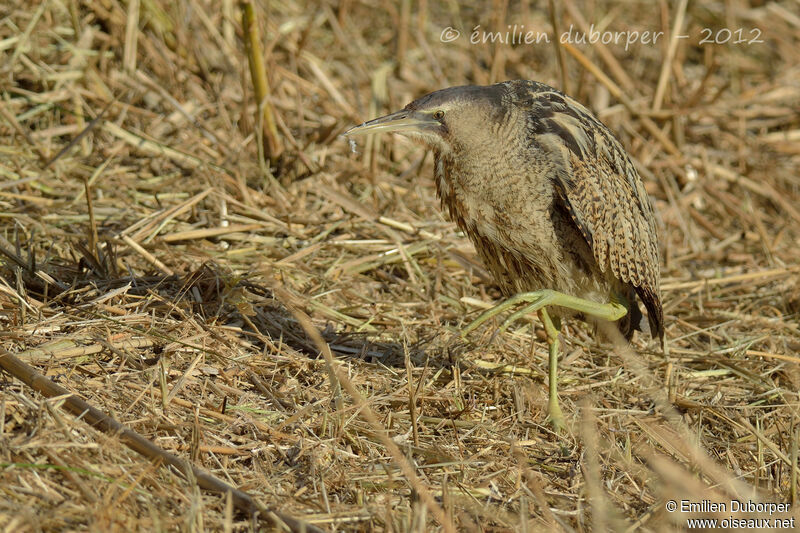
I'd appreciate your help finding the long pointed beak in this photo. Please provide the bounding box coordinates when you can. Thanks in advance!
[344,109,438,137]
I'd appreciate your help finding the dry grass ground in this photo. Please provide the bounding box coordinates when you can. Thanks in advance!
[1,0,799,531]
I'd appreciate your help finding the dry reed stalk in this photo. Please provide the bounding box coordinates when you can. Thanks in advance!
[239,0,281,160]
[0,347,323,533]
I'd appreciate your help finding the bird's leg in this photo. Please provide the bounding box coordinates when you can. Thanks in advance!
[538,308,564,431]
[462,289,628,431]
[462,289,627,336]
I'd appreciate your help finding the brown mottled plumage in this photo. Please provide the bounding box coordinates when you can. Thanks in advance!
[347,80,663,343]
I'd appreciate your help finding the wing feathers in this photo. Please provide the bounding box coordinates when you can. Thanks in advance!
[522,86,664,340]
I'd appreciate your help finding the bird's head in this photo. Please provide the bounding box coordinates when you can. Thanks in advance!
[344,84,507,156]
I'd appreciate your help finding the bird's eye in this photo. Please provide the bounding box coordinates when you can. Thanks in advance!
[432,110,445,120]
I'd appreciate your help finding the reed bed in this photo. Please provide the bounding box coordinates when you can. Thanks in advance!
[1,0,799,530]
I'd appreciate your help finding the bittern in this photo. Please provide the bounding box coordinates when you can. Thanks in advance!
[345,80,664,429]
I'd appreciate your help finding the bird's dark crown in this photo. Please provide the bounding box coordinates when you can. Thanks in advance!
[405,83,507,112]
